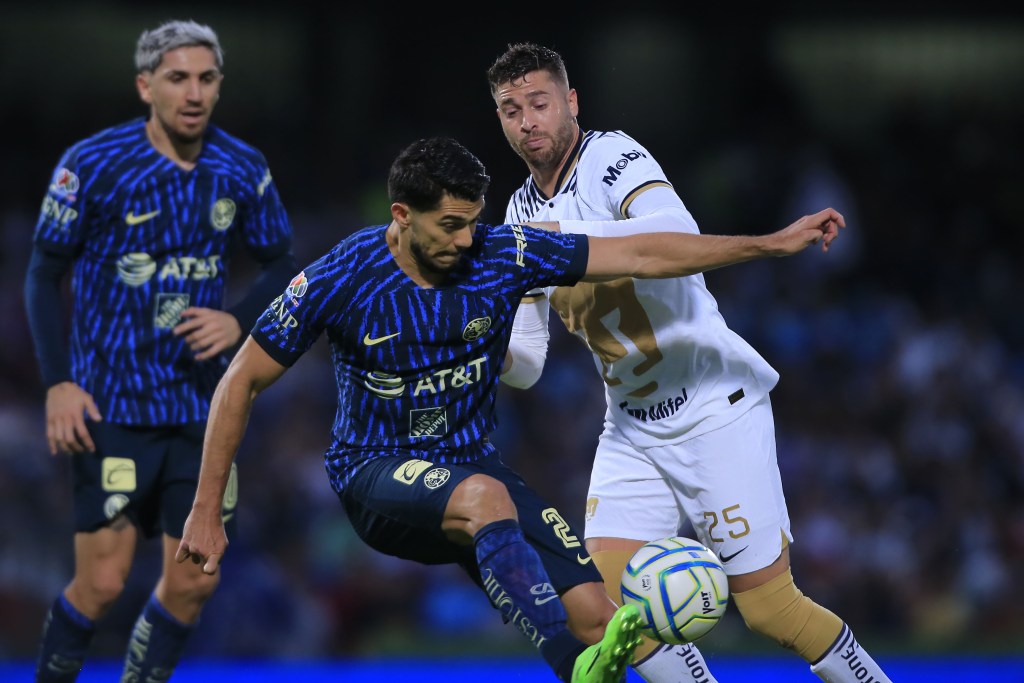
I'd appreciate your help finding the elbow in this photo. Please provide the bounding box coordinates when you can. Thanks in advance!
[500,350,546,390]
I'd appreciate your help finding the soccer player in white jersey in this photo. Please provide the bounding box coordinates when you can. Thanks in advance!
[487,43,893,683]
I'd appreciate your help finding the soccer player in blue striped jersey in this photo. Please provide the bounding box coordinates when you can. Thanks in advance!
[177,136,841,683]
[24,20,297,683]
[488,42,892,683]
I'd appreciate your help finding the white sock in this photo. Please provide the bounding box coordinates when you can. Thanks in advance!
[632,641,719,683]
[810,624,892,683]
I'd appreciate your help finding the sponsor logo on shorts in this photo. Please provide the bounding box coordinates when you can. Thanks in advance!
[718,546,748,564]
[423,468,451,489]
[102,457,136,492]
[585,496,598,522]
[103,494,130,520]
[222,463,239,512]
[576,554,593,566]
[393,459,433,485]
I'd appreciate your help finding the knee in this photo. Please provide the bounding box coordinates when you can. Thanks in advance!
[443,474,516,540]
[73,570,128,611]
[731,569,842,661]
[165,565,221,606]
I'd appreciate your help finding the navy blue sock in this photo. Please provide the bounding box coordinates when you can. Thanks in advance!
[120,594,193,683]
[35,593,95,683]
[474,519,585,681]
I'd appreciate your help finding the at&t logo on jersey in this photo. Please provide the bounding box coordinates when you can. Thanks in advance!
[602,149,648,186]
[362,357,489,400]
[116,253,223,287]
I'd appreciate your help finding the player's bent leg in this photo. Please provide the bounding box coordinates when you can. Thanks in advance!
[571,604,642,683]
[732,568,892,683]
[591,547,719,683]
[559,581,619,645]
[119,535,220,683]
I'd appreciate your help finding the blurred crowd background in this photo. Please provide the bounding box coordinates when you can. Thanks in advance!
[2,1,1022,663]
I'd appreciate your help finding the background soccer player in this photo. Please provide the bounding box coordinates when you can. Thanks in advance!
[175,135,841,683]
[488,42,892,683]
[24,20,297,682]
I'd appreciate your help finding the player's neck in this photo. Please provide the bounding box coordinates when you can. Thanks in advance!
[530,124,579,198]
[145,117,202,171]
[385,221,443,288]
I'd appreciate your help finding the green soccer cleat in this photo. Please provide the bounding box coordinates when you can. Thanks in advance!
[571,604,643,683]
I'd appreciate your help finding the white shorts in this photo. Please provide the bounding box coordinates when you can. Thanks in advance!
[584,394,792,576]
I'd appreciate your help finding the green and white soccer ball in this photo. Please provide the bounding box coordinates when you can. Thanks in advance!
[620,536,730,644]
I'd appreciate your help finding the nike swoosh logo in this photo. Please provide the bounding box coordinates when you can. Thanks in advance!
[719,546,748,563]
[363,332,399,346]
[577,554,594,566]
[534,594,560,606]
[221,512,235,524]
[125,210,161,226]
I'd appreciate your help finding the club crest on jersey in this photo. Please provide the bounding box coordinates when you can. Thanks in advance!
[210,198,237,231]
[49,167,80,199]
[462,317,491,341]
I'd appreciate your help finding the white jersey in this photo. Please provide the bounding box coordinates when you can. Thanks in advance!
[505,130,780,447]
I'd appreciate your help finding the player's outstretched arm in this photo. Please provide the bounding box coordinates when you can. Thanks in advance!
[176,337,288,574]
[581,208,845,282]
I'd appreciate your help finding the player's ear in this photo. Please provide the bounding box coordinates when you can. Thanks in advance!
[567,88,579,118]
[136,72,153,104]
[391,202,411,226]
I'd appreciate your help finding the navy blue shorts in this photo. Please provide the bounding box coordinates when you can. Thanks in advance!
[72,421,238,540]
[340,452,602,593]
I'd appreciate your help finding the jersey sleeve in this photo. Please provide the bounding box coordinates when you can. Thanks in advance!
[578,132,674,220]
[33,148,89,254]
[249,249,340,367]
[238,152,294,259]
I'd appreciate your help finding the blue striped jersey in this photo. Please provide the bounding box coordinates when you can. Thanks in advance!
[251,222,588,492]
[32,117,293,425]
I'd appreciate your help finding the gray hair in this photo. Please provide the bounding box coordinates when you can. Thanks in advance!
[134,20,224,73]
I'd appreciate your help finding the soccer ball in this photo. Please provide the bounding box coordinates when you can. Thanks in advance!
[620,536,729,644]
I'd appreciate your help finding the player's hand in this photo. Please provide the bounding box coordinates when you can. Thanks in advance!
[173,307,243,361]
[176,508,227,575]
[45,381,102,455]
[768,208,846,255]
